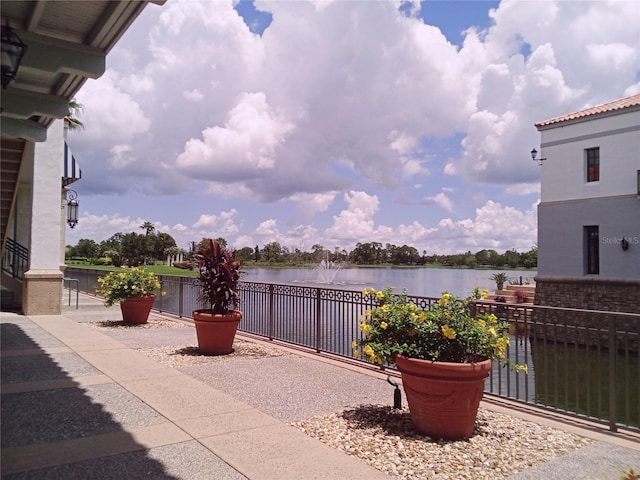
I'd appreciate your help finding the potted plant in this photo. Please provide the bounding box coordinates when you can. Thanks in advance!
[96,267,160,324]
[354,287,526,440]
[490,272,509,291]
[192,239,244,355]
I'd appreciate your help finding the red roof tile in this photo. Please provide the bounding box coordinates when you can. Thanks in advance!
[535,93,640,127]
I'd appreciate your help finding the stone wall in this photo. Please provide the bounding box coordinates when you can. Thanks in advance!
[533,276,640,352]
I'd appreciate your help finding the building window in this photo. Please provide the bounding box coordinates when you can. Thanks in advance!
[585,226,599,275]
[586,147,599,182]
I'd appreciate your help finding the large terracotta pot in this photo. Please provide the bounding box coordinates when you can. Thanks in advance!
[395,355,492,440]
[193,310,242,355]
[120,295,156,324]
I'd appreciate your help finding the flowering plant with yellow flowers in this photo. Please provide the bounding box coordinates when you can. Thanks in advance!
[96,267,161,306]
[354,287,525,370]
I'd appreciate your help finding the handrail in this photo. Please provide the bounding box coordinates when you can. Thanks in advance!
[63,277,79,309]
[2,237,29,280]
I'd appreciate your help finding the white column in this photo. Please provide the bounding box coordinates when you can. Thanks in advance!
[23,120,65,315]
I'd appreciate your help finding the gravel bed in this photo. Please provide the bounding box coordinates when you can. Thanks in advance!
[84,317,190,330]
[292,405,594,480]
[136,340,290,368]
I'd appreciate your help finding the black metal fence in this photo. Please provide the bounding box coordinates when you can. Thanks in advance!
[65,267,639,433]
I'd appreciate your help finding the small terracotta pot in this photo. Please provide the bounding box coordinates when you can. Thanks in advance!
[120,295,156,324]
[395,355,492,440]
[193,310,242,355]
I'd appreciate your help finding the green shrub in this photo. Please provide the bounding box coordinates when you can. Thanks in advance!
[173,261,194,270]
[93,257,113,266]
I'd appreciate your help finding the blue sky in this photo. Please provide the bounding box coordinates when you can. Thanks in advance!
[66,0,640,254]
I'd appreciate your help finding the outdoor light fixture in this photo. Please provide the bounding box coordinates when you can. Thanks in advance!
[65,189,79,229]
[621,237,629,251]
[531,148,546,166]
[387,376,402,410]
[1,24,27,89]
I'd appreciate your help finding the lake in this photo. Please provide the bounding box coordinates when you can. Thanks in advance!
[243,266,537,298]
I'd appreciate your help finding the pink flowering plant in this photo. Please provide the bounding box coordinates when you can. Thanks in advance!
[96,267,161,306]
[354,287,526,372]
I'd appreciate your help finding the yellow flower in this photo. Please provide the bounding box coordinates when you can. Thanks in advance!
[441,325,457,339]
[488,327,497,336]
[376,291,384,300]
[439,293,451,307]
[360,323,372,334]
[351,340,358,348]
[381,304,390,314]
[477,319,486,327]
[497,337,509,357]
[354,350,361,357]
[364,310,372,318]
[481,289,490,299]
[380,321,388,330]
[364,345,375,359]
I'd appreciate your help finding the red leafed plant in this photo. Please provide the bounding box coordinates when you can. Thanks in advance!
[193,239,244,314]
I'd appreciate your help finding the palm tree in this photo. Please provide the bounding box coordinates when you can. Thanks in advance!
[65,99,84,130]
[140,221,155,236]
[140,221,155,264]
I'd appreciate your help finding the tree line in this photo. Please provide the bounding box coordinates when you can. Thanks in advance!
[67,224,537,269]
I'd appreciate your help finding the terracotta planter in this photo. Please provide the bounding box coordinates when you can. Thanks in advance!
[120,295,156,324]
[395,355,492,440]
[193,310,242,355]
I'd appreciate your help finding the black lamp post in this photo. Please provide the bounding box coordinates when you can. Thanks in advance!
[1,24,27,89]
[66,190,79,229]
[531,148,546,166]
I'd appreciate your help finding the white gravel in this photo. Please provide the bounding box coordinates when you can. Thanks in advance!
[84,316,191,330]
[292,405,594,480]
[135,340,290,367]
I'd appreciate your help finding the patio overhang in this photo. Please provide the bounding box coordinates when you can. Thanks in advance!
[0,0,166,142]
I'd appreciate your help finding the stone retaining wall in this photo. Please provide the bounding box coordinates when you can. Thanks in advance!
[533,276,640,352]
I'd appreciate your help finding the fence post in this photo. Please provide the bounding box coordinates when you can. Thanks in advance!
[269,284,275,340]
[178,276,185,318]
[315,287,321,353]
[608,315,617,432]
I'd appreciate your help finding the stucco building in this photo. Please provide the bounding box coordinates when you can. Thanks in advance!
[534,94,640,314]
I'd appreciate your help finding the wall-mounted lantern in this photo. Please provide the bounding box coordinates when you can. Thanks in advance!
[1,24,27,89]
[621,237,629,251]
[531,148,546,166]
[65,189,79,228]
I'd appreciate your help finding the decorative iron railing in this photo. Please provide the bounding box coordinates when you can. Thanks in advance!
[64,267,639,433]
[2,237,28,280]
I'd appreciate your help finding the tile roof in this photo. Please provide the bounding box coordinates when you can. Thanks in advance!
[535,93,640,127]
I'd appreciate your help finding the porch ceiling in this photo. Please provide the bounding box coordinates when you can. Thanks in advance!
[1,0,165,142]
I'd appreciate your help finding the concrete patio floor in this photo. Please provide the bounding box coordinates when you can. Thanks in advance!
[1,293,638,479]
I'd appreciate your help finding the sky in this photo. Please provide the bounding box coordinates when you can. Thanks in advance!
[65,0,640,255]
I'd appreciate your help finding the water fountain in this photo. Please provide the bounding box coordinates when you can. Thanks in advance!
[315,253,344,284]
